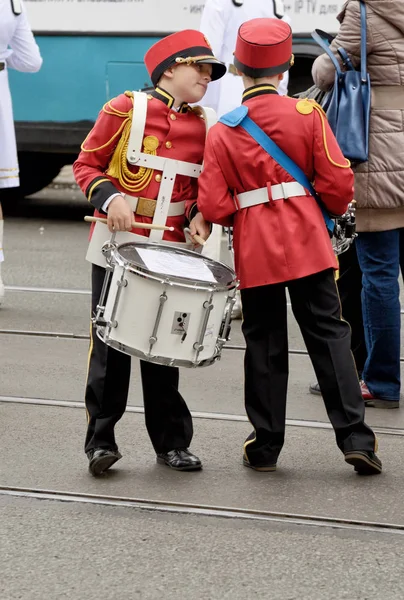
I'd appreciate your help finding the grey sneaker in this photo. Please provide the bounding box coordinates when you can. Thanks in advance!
[309,382,322,396]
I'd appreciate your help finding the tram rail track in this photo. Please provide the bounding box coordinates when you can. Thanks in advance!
[1,394,404,437]
[2,327,404,362]
[5,284,404,316]
[1,484,404,536]
[5,285,90,295]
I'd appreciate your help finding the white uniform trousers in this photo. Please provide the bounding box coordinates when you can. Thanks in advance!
[0,67,19,189]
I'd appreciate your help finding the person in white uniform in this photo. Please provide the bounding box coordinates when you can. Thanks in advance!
[200,0,291,317]
[200,0,290,117]
[0,0,42,304]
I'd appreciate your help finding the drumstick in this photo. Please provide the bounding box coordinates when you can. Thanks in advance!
[192,234,206,246]
[84,215,174,232]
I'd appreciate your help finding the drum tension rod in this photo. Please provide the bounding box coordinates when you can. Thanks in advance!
[148,291,168,354]
[193,294,214,362]
[218,293,236,349]
[93,264,114,327]
[109,269,128,330]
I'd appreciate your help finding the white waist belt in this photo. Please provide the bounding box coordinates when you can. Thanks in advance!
[237,182,307,209]
[125,195,186,217]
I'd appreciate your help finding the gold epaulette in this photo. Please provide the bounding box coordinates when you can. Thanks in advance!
[295,99,351,168]
[296,99,316,115]
[102,92,134,119]
[81,91,158,194]
[80,93,134,154]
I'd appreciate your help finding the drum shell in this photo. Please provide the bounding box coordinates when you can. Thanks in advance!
[99,262,234,367]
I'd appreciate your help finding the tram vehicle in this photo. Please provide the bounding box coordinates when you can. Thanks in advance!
[6,0,344,198]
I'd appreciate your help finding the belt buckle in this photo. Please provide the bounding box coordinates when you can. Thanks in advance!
[136,197,156,218]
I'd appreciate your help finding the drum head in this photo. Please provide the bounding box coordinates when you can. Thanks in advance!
[116,242,236,289]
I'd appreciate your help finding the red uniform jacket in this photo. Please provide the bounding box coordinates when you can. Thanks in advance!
[197,85,354,289]
[73,87,206,242]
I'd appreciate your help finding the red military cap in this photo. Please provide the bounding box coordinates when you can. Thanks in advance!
[234,18,293,77]
[145,29,226,86]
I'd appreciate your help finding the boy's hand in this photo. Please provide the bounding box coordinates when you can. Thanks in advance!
[107,195,133,232]
[189,212,211,243]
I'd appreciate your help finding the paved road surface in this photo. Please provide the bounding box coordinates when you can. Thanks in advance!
[1,184,404,600]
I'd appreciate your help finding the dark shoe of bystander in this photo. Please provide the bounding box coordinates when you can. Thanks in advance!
[360,381,399,409]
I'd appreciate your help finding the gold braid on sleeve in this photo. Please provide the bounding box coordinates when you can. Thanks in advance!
[81,91,159,194]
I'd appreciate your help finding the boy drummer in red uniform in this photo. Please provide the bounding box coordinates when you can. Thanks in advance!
[74,31,225,476]
[197,18,382,475]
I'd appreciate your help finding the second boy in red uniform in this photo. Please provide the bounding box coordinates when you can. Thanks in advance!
[197,18,381,475]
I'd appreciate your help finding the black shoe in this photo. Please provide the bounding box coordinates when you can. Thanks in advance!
[243,457,277,472]
[87,448,122,476]
[309,382,322,396]
[156,448,202,471]
[344,450,382,475]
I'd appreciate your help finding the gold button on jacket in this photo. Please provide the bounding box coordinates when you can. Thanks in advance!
[165,141,172,149]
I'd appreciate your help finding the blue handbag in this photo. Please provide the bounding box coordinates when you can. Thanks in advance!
[311,0,370,164]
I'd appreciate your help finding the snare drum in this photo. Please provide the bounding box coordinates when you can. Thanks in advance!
[95,242,238,368]
[331,202,357,256]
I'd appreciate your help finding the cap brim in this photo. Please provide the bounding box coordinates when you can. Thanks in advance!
[195,57,227,81]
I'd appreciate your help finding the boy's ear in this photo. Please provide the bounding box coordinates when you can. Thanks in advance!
[278,73,284,81]
[162,66,176,79]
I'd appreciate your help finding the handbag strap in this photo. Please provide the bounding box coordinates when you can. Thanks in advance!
[312,1,367,82]
[337,48,355,71]
[311,29,342,75]
[360,0,367,83]
[219,107,335,235]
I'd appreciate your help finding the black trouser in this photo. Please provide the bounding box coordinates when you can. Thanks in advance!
[240,268,376,468]
[84,265,193,455]
[337,243,367,376]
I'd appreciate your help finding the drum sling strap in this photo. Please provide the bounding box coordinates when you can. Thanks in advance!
[86,93,222,266]
[219,106,335,236]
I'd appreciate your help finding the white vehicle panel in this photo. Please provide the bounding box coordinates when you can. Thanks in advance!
[25,0,344,35]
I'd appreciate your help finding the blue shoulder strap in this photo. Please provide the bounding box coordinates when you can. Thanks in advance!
[220,105,248,126]
[219,108,335,235]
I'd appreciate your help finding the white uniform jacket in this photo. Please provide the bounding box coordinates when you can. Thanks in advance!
[0,0,42,189]
[200,0,291,117]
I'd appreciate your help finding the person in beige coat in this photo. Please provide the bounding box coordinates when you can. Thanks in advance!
[312,0,404,408]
